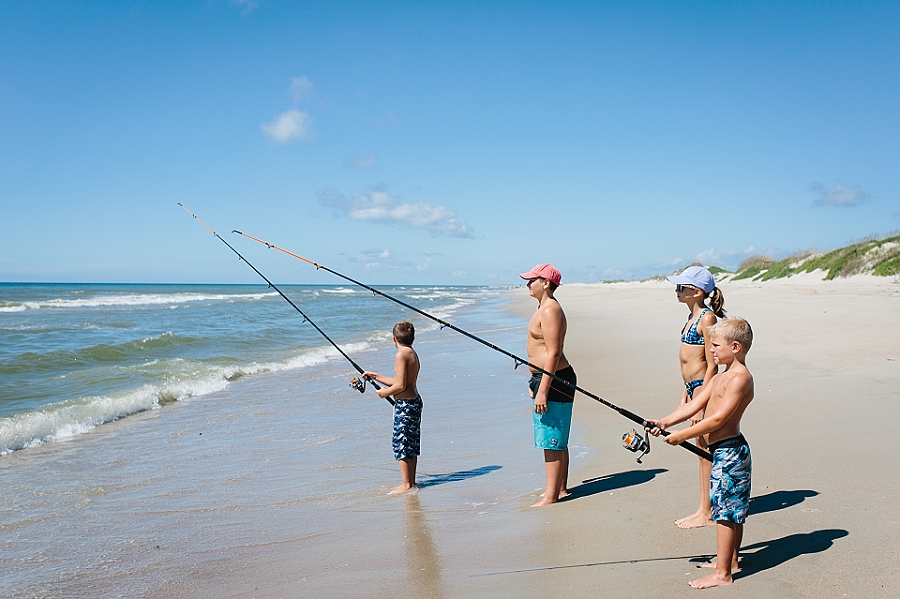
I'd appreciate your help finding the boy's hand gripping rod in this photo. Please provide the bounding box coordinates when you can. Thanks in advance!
[232,230,713,462]
[178,204,393,406]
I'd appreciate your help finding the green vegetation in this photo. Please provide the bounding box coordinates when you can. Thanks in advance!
[872,256,900,277]
[732,255,776,280]
[732,266,764,280]
[730,234,900,281]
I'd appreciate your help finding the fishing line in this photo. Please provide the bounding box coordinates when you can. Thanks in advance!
[232,230,713,462]
[178,204,392,406]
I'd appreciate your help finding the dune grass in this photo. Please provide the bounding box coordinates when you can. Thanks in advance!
[731,234,900,281]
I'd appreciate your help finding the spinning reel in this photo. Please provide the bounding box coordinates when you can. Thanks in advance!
[350,377,368,393]
[622,428,651,463]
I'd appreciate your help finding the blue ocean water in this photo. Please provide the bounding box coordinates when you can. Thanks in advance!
[0,283,501,455]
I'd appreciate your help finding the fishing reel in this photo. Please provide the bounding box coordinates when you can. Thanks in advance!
[350,377,367,393]
[622,429,651,463]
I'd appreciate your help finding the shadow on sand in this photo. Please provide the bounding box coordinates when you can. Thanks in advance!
[417,465,502,489]
[475,530,848,579]
[563,468,668,501]
[748,489,819,515]
[734,529,849,579]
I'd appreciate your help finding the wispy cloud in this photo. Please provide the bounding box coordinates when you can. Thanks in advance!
[230,0,258,15]
[349,249,431,272]
[365,110,402,128]
[692,246,761,270]
[319,187,475,238]
[811,182,872,207]
[345,154,377,169]
[260,109,314,144]
[289,76,314,103]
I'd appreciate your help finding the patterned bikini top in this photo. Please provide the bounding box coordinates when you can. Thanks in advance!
[681,308,711,346]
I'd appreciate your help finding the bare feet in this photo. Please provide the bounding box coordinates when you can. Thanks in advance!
[544,489,570,500]
[675,512,715,529]
[689,571,733,589]
[699,560,740,572]
[674,508,701,526]
[388,483,417,495]
[530,495,558,507]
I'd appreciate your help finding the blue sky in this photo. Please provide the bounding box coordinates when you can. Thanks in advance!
[1,1,898,284]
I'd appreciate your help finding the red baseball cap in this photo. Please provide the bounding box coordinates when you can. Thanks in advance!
[519,264,562,286]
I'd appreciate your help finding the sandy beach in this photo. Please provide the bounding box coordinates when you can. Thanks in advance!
[187,273,899,598]
[3,275,898,598]
[497,273,900,598]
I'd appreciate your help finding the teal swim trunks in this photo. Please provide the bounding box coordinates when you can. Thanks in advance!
[529,366,577,450]
[533,401,574,450]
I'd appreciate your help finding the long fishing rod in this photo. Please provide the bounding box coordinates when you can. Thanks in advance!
[178,204,393,406]
[232,230,712,462]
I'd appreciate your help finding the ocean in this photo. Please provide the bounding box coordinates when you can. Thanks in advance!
[0,283,566,598]
[0,283,499,454]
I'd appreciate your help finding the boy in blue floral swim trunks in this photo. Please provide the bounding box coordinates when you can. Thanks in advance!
[647,317,754,589]
[363,322,422,495]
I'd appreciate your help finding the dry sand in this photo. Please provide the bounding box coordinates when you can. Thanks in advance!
[510,272,900,598]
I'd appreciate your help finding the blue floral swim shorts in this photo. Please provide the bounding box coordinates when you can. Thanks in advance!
[709,435,752,524]
[392,396,423,460]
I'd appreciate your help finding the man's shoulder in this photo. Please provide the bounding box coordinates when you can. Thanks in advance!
[539,298,565,317]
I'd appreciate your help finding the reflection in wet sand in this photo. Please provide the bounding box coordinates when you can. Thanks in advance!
[403,493,447,599]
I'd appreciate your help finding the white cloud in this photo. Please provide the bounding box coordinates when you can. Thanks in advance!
[319,188,475,238]
[260,110,313,144]
[289,76,314,103]
[811,182,872,207]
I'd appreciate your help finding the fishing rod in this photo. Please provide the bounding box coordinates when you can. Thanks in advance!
[232,230,713,462]
[178,204,393,405]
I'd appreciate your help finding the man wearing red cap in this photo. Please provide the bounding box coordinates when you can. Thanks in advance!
[520,264,577,507]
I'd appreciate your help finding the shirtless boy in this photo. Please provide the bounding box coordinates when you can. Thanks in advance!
[520,264,577,507]
[647,317,754,589]
[363,321,422,495]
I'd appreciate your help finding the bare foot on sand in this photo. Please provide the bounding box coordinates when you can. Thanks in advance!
[699,560,740,572]
[689,571,733,589]
[530,496,557,507]
[675,512,715,529]
[541,489,571,499]
[388,483,417,495]
[674,509,701,526]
